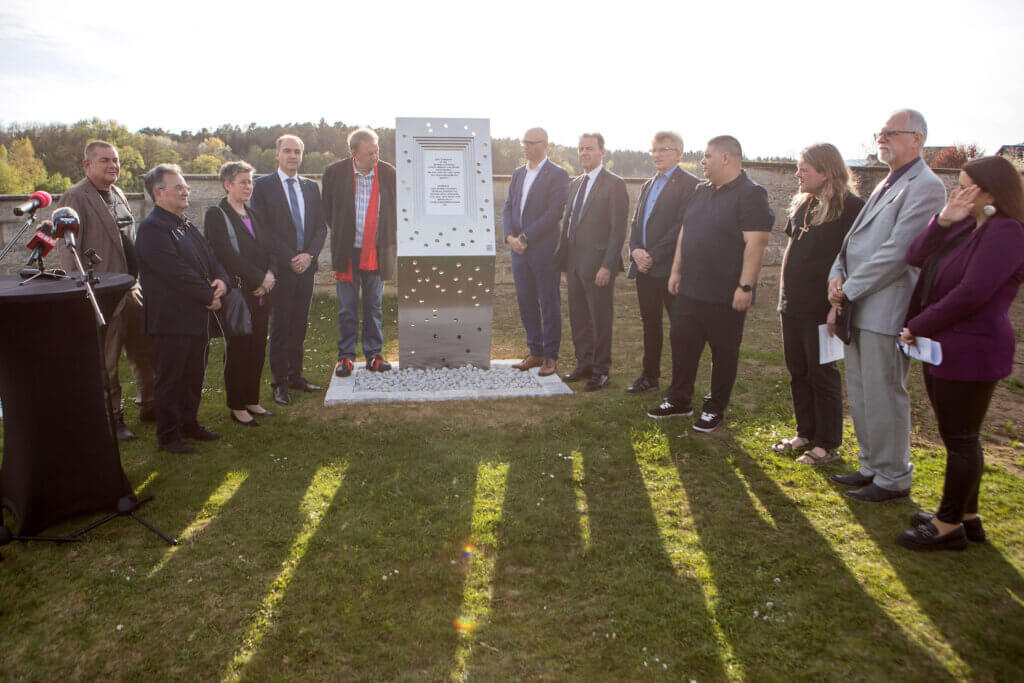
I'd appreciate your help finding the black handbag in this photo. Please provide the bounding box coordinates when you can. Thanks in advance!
[211,286,253,337]
[209,207,253,337]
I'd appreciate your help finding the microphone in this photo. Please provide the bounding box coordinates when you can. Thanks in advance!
[51,206,81,247]
[13,190,53,216]
[24,220,57,266]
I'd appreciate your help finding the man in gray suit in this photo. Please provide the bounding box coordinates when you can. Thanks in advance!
[828,109,946,502]
[555,132,629,391]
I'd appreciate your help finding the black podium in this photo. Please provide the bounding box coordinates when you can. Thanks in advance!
[0,272,135,536]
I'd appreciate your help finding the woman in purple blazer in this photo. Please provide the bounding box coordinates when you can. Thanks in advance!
[897,156,1024,551]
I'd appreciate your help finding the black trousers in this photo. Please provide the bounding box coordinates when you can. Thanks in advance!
[666,295,745,414]
[566,265,615,375]
[225,295,271,410]
[924,370,996,524]
[153,334,209,445]
[269,267,315,385]
[636,272,675,380]
[781,313,843,449]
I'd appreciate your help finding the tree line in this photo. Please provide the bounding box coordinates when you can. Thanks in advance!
[0,118,708,195]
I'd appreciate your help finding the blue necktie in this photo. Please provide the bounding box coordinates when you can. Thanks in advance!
[286,177,304,251]
[569,175,589,246]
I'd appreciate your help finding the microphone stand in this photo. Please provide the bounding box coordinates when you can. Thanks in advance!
[0,213,40,264]
[63,233,106,327]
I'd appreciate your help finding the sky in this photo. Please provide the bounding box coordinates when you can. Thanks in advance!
[1,0,1022,160]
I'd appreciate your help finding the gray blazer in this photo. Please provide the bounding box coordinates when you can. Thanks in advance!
[829,160,946,335]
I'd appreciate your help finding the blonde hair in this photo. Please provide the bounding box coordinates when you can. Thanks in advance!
[788,143,853,225]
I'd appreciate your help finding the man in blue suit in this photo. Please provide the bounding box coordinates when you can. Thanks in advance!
[502,127,570,377]
[251,134,328,406]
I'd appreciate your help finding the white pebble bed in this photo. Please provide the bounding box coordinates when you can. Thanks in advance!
[354,365,541,392]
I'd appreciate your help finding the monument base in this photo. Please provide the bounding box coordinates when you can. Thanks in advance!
[323,360,572,406]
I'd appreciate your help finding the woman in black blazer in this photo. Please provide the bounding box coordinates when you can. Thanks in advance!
[205,161,277,426]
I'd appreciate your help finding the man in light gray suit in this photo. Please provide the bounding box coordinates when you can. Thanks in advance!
[827,109,946,503]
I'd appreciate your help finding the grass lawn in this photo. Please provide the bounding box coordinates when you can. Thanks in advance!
[2,267,1023,681]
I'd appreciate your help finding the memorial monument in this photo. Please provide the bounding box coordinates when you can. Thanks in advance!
[395,117,495,369]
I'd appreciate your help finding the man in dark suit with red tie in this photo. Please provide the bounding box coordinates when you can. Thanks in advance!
[251,134,328,406]
[554,132,629,391]
[625,131,699,394]
[502,127,570,377]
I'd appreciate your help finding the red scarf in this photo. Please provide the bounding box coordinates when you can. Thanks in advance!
[334,164,380,282]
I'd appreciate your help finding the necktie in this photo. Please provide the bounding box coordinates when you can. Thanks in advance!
[569,175,589,246]
[286,177,304,251]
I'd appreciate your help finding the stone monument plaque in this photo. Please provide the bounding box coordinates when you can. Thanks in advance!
[395,118,495,369]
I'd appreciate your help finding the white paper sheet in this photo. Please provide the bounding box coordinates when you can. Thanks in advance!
[898,336,943,365]
[818,324,845,364]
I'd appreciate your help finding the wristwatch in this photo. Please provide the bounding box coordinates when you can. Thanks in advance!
[739,283,753,292]
[518,233,529,246]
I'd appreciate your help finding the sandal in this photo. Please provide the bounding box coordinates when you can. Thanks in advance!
[772,437,812,454]
[797,448,841,467]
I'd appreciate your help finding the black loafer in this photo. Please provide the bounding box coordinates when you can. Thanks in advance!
[625,376,658,394]
[289,376,321,392]
[159,439,196,454]
[831,472,874,487]
[562,367,592,382]
[911,512,985,543]
[896,521,968,551]
[584,374,610,391]
[182,425,221,441]
[273,385,292,406]
[844,483,909,504]
[231,413,260,427]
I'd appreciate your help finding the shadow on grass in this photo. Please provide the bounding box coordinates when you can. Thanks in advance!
[228,418,482,680]
[670,429,956,680]
[820,457,1024,680]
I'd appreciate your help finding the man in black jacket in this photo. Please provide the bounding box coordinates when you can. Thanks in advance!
[554,133,629,392]
[625,131,699,394]
[251,134,328,405]
[321,127,397,377]
[135,164,230,454]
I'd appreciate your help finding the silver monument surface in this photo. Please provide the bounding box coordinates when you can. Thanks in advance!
[395,118,495,369]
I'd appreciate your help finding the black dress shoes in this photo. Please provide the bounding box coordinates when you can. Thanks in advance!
[912,512,985,543]
[831,472,874,487]
[273,385,292,406]
[182,425,221,441]
[584,374,610,392]
[896,521,968,551]
[562,367,592,382]
[115,414,136,441]
[231,413,260,428]
[289,376,321,392]
[160,439,196,454]
[844,483,909,504]
[625,376,658,394]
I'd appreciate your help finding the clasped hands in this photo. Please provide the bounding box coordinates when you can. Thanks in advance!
[825,277,847,337]
[253,270,276,297]
[290,252,313,274]
[506,234,527,255]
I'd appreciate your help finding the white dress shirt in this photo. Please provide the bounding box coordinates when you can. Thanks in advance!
[277,167,306,227]
[519,157,548,217]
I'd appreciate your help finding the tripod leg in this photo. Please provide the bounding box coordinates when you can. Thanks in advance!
[129,513,178,545]
[69,512,120,537]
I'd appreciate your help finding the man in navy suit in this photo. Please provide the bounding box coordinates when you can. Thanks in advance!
[136,164,230,454]
[251,134,328,406]
[502,127,570,377]
[625,131,699,394]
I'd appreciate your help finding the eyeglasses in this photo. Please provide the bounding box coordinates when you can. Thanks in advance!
[158,184,190,193]
[650,147,680,153]
[873,130,917,142]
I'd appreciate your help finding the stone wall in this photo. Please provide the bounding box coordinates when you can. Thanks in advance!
[0,164,960,282]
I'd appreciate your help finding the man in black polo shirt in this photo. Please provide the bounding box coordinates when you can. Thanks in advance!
[647,136,774,432]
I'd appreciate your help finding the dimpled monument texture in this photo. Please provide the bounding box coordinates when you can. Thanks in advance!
[354,365,541,393]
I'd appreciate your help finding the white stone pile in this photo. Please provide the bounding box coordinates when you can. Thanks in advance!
[353,365,542,393]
